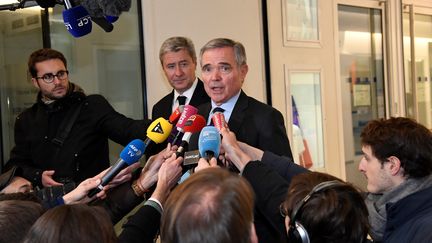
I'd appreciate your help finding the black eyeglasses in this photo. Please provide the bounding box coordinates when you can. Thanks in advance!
[280,203,288,218]
[36,70,69,83]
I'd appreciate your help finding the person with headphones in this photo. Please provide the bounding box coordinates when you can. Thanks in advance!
[197,127,369,243]
[281,172,370,243]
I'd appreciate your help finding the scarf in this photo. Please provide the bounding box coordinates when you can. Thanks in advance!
[40,82,85,104]
[366,174,432,242]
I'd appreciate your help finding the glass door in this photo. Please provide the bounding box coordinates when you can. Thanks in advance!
[403,4,432,128]
[337,3,386,189]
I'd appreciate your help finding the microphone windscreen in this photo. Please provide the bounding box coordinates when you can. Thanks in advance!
[198,126,221,158]
[212,112,228,132]
[62,6,92,37]
[176,105,198,129]
[119,139,145,165]
[169,107,182,124]
[183,115,206,133]
[146,117,173,144]
[105,15,119,23]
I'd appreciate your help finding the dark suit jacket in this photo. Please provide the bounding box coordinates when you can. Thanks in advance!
[118,204,161,243]
[190,90,293,158]
[148,79,210,157]
[242,152,308,243]
[151,79,210,120]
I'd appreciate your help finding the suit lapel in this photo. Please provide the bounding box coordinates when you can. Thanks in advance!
[228,91,248,134]
[189,79,210,107]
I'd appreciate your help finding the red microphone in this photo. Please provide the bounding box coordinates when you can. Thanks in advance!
[175,114,206,157]
[168,105,198,145]
[212,112,228,133]
[169,106,182,125]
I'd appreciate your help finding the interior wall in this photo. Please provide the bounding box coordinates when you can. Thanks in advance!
[142,0,266,117]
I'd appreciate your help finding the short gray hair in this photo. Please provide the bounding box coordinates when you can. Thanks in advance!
[199,38,247,67]
[159,36,197,64]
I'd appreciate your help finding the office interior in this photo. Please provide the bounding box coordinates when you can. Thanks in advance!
[0,0,431,191]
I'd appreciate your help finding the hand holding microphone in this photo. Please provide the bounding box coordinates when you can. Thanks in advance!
[87,139,145,197]
[87,117,172,197]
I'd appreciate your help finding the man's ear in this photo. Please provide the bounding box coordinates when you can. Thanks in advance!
[31,78,39,89]
[386,156,402,176]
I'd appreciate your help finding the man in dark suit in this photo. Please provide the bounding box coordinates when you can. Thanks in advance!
[191,38,293,158]
[151,36,210,120]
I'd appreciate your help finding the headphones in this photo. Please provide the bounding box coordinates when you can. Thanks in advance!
[287,180,345,243]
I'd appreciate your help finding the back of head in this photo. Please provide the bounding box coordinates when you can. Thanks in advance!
[199,38,247,67]
[161,168,254,243]
[28,48,67,78]
[283,172,369,243]
[0,200,44,243]
[23,204,117,243]
[361,117,432,178]
[159,36,197,64]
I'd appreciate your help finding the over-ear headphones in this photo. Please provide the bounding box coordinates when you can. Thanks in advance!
[287,180,345,243]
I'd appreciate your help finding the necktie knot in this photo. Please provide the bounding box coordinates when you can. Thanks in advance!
[212,107,225,113]
[177,96,187,106]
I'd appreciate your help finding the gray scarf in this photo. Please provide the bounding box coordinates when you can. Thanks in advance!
[365,174,432,242]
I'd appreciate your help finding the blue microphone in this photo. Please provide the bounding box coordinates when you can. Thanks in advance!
[198,126,221,161]
[62,0,92,37]
[87,139,145,197]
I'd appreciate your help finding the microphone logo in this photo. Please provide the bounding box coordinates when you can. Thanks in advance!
[128,144,142,157]
[151,122,164,134]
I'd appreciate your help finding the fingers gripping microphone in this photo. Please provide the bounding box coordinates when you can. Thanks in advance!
[199,126,221,161]
[87,139,145,197]
[62,0,92,37]
[167,105,198,146]
[87,118,172,197]
[175,114,206,158]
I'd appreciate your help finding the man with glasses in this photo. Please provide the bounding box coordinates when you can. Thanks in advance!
[5,48,151,190]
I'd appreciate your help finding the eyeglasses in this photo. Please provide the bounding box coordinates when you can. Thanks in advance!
[36,70,69,83]
[280,203,288,218]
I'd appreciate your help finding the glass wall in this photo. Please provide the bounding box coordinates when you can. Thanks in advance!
[0,2,144,168]
[338,5,386,188]
[403,11,432,128]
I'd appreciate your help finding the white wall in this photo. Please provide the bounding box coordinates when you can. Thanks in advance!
[142,0,267,116]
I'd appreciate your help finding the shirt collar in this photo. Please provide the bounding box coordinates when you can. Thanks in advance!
[173,78,198,109]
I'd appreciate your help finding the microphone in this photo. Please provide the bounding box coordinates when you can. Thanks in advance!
[91,16,114,32]
[87,139,145,197]
[167,105,198,146]
[169,106,182,125]
[62,0,92,37]
[211,112,228,133]
[87,117,172,197]
[198,126,221,161]
[175,114,206,158]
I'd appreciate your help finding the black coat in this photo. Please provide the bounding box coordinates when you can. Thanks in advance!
[148,79,210,156]
[6,86,151,188]
[151,79,210,120]
[243,152,308,243]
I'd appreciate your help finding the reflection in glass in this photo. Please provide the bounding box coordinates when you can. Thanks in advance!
[403,13,432,128]
[290,72,324,169]
[285,0,318,41]
[338,5,385,188]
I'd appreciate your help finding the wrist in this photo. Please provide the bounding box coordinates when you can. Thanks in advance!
[132,179,150,197]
